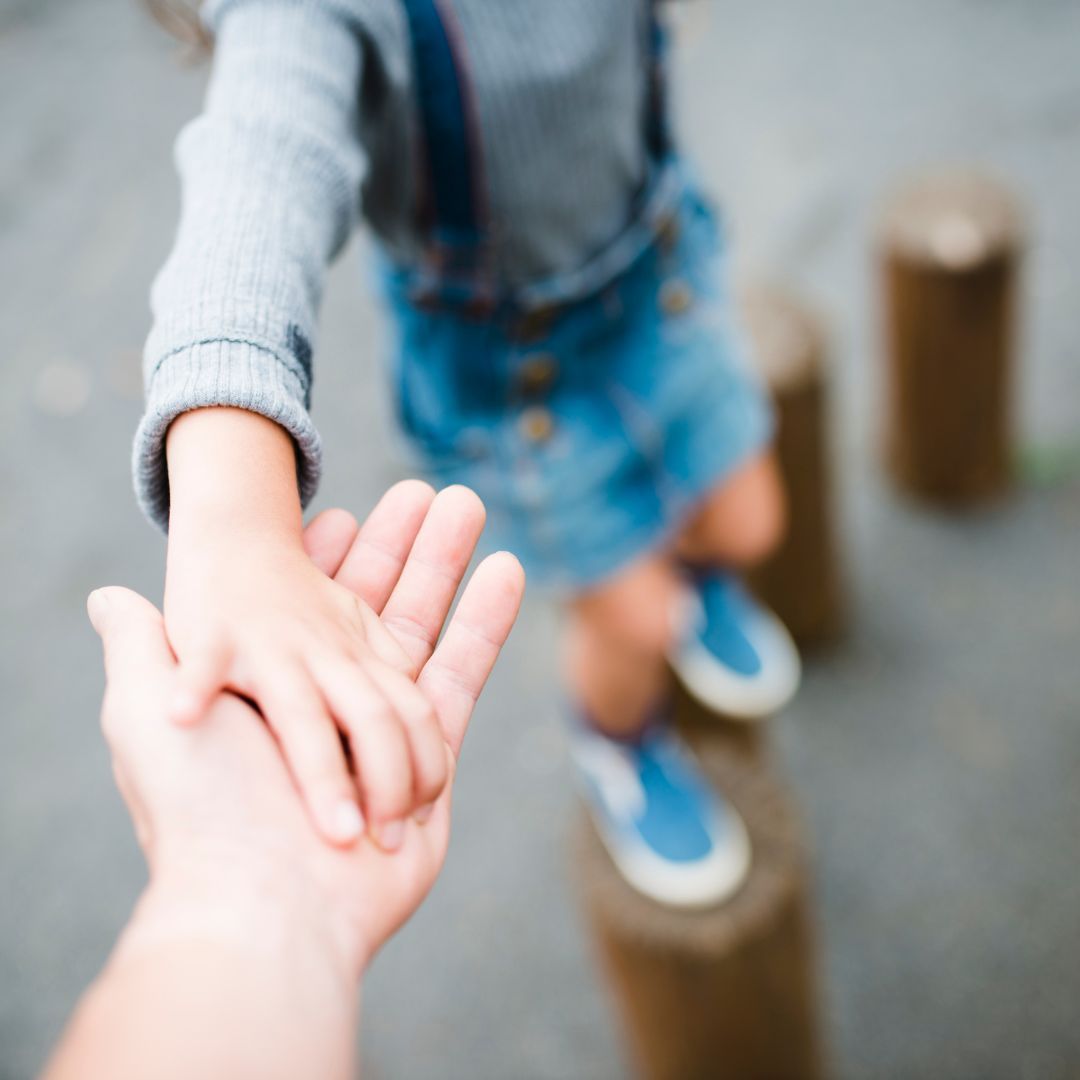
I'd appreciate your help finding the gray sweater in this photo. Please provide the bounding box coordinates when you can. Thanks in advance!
[136,0,659,528]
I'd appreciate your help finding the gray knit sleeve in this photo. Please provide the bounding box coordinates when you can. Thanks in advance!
[134,0,367,530]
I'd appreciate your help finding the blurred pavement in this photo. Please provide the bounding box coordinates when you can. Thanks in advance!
[2,1,1079,1077]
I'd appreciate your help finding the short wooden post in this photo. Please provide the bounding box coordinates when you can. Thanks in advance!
[741,285,845,647]
[672,675,767,764]
[880,170,1024,504]
[576,733,826,1080]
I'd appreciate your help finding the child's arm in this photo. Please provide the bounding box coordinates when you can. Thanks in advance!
[136,3,443,849]
[136,0,366,530]
[164,408,451,853]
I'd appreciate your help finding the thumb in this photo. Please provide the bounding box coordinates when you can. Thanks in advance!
[303,507,360,577]
[87,587,175,678]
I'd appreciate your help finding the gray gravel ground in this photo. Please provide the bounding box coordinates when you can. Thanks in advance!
[2,1,1079,1077]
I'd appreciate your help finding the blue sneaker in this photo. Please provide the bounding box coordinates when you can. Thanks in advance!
[669,571,801,721]
[571,712,750,908]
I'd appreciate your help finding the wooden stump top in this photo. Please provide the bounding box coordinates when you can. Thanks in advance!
[576,741,806,957]
[740,284,824,395]
[880,170,1025,270]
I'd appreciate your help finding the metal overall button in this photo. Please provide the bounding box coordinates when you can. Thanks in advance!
[514,304,558,344]
[519,405,555,444]
[517,353,559,397]
[659,277,694,316]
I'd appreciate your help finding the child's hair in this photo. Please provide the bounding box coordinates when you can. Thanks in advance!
[144,0,211,51]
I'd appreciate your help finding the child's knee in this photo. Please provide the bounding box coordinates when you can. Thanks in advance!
[681,452,787,568]
[721,474,786,565]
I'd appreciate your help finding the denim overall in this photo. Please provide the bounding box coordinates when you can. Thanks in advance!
[382,0,773,591]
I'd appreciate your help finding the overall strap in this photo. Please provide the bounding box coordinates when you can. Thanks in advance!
[399,0,492,305]
[645,0,673,163]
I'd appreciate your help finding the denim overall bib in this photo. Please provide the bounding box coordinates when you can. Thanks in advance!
[381,0,773,591]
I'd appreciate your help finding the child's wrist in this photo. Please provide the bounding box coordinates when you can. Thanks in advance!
[165,407,305,539]
[167,498,303,553]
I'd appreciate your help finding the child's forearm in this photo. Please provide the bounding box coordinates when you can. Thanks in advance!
[165,407,304,547]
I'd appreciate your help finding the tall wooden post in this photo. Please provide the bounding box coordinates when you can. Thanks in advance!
[880,171,1024,504]
[576,730,825,1080]
[742,286,845,647]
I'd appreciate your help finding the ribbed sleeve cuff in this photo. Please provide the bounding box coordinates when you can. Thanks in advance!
[133,339,323,532]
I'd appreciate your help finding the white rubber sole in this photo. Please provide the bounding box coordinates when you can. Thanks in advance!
[669,600,801,722]
[591,803,752,909]
[571,728,753,909]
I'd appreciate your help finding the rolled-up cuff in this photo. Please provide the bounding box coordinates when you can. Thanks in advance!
[133,339,322,531]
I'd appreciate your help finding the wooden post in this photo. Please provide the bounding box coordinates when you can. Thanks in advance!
[576,735,826,1080]
[741,285,845,648]
[880,170,1024,504]
[672,673,767,764]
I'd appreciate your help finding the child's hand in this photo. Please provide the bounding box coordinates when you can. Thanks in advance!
[160,411,492,853]
[164,529,450,851]
[84,498,522,976]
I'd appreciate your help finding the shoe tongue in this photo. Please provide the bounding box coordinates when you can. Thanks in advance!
[680,562,735,587]
[700,572,757,623]
[701,570,740,601]
[673,571,748,649]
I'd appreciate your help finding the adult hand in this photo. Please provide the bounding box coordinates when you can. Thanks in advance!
[92,482,524,976]
[46,483,522,1080]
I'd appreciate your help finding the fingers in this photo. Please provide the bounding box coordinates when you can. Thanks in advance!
[379,485,488,677]
[303,508,360,577]
[332,479,436,612]
[87,587,175,679]
[363,661,449,820]
[167,641,233,727]
[309,656,416,852]
[419,551,525,758]
[254,660,366,847]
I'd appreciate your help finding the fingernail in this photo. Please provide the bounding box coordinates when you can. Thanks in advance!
[414,802,435,824]
[330,799,365,843]
[372,819,405,852]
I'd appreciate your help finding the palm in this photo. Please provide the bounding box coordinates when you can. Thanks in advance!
[301,482,524,958]
[184,686,457,971]
[257,481,523,964]
[94,481,523,974]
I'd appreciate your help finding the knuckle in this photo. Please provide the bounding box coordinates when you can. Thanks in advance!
[418,763,448,802]
[299,754,350,789]
[279,717,341,761]
[368,760,414,812]
[267,706,323,735]
[400,692,437,729]
[352,702,397,734]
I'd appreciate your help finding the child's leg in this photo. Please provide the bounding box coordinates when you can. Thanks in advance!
[564,551,754,909]
[675,450,785,569]
[563,554,683,736]
[564,450,784,734]
[667,448,801,719]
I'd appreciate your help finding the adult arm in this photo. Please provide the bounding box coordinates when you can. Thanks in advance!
[140,3,440,847]
[45,488,524,1079]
